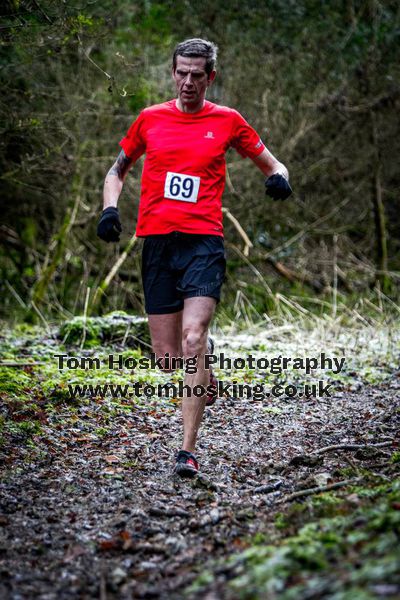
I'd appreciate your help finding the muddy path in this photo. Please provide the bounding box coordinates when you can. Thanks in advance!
[1,378,399,599]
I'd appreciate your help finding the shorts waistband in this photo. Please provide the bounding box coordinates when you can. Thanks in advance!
[145,231,216,240]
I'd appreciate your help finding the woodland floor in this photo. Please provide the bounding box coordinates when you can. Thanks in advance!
[0,321,399,599]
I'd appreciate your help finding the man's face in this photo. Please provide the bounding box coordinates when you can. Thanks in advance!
[172,55,215,110]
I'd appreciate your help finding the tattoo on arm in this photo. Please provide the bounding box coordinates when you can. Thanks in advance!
[108,150,133,180]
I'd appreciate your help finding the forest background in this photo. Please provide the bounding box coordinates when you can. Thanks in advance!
[1,3,400,598]
[0,0,399,323]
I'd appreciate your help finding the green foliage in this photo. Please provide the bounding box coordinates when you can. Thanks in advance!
[59,317,102,347]
[225,480,400,599]
[6,419,42,437]
[0,367,33,397]
[0,322,174,450]
[1,0,400,320]
[389,451,400,464]
[58,311,150,348]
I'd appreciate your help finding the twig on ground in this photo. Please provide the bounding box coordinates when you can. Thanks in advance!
[0,362,45,367]
[99,564,107,600]
[342,453,361,473]
[278,477,362,503]
[311,442,393,455]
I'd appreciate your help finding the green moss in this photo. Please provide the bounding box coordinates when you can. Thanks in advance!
[197,479,400,599]
[120,348,142,361]
[186,570,216,595]
[336,466,357,478]
[310,492,343,516]
[275,512,290,530]
[6,420,42,437]
[59,316,102,347]
[0,367,33,397]
[251,532,269,545]
[274,504,308,531]
[58,312,151,349]
[263,406,283,414]
[94,427,110,438]
[0,329,175,446]
[390,451,400,464]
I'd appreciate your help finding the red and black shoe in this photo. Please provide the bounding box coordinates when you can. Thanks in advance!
[206,336,218,406]
[174,450,199,478]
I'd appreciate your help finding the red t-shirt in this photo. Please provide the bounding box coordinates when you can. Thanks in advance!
[119,99,265,236]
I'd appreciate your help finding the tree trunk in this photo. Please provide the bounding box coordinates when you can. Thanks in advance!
[29,156,85,313]
[370,112,390,292]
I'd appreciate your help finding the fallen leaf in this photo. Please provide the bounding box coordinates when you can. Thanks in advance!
[99,539,119,551]
[104,455,121,464]
[64,544,86,563]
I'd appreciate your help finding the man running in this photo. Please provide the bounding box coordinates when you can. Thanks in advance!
[97,38,292,477]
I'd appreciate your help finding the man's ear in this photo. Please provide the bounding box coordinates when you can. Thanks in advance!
[207,70,217,85]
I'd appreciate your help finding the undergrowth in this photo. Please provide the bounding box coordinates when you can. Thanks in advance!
[189,478,400,599]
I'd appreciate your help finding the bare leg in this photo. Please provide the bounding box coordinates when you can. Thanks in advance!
[147,311,183,369]
[147,299,216,454]
[181,296,216,452]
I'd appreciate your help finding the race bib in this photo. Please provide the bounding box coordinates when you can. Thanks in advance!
[164,171,200,203]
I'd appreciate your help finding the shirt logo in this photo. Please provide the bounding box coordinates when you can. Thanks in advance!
[204,131,215,139]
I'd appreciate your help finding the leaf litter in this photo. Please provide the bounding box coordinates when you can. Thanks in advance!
[0,318,399,599]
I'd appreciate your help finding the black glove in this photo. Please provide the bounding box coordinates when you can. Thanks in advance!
[97,207,122,242]
[265,173,292,200]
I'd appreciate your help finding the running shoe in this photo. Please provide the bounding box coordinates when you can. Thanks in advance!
[174,450,199,478]
[206,336,218,406]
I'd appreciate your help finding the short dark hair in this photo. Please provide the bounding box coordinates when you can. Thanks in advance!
[172,38,218,76]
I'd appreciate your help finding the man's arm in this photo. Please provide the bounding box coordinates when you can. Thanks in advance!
[251,147,289,180]
[252,148,292,200]
[97,150,134,242]
[103,149,134,209]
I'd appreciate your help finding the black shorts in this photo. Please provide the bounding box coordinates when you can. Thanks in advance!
[141,232,226,314]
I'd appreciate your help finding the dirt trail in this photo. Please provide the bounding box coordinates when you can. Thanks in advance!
[1,381,399,599]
